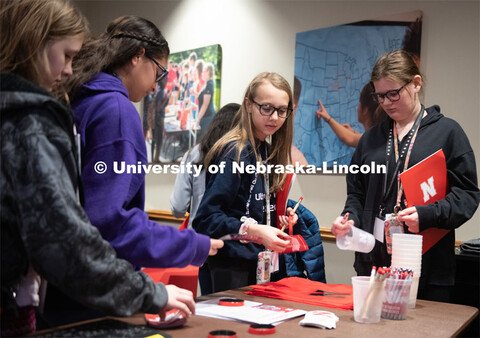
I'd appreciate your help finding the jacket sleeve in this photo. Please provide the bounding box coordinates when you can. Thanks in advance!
[170,149,196,218]
[283,201,326,283]
[343,142,367,227]
[81,140,210,268]
[7,128,166,316]
[417,126,480,230]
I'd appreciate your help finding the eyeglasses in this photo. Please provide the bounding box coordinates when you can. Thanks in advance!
[252,100,292,119]
[146,56,168,83]
[371,82,410,103]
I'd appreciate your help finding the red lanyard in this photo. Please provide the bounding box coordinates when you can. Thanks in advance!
[392,118,420,212]
[380,105,424,216]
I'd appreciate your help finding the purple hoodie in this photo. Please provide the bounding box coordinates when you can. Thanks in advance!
[73,72,210,268]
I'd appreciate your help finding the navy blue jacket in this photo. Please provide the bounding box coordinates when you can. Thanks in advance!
[284,200,326,282]
[193,140,277,261]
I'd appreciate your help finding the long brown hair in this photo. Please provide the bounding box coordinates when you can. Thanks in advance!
[205,72,294,193]
[64,15,169,100]
[0,0,88,86]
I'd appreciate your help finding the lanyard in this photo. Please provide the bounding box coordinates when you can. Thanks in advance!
[264,167,271,227]
[245,147,271,227]
[379,105,424,215]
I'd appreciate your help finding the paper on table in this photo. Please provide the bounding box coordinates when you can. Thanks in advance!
[196,298,307,325]
[196,298,262,321]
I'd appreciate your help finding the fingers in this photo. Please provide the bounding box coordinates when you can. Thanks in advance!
[397,207,416,217]
[276,230,291,241]
[278,215,289,228]
[270,238,291,252]
[208,239,224,255]
[212,239,224,249]
[164,285,195,318]
[318,100,325,110]
[332,216,352,237]
[396,208,419,233]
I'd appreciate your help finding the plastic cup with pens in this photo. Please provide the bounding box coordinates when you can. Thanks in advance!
[351,268,387,324]
[381,269,413,320]
[391,233,423,308]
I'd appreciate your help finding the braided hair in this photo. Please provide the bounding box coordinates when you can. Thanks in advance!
[63,15,169,100]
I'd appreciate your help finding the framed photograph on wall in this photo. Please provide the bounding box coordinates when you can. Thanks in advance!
[141,44,222,163]
[293,11,422,169]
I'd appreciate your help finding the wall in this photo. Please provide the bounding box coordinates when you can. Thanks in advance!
[76,0,479,284]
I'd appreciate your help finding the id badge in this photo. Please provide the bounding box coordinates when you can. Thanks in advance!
[384,213,404,254]
[374,217,385,243]
[270,252,279,273]
[256,251,272,284]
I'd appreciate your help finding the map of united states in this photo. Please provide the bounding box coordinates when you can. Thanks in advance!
[293,24,407,167]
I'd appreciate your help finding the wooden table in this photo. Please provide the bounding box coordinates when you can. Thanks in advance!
[38,286,479,337]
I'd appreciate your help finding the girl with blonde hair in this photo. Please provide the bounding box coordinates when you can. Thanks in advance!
[194,72,297,292]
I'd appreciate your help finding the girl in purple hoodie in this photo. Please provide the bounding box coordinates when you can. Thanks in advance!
[65,16,223,272]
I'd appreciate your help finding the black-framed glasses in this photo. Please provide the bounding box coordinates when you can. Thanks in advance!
[371,82,411,103]
[146,56,168,83]
[252,100,292,119]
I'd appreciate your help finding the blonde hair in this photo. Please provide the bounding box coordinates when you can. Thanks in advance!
[205,72,294,193]
[0,0,88,85]
[204,62,215,79]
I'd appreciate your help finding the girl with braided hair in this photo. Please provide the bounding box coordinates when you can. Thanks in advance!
[65,16,223,281]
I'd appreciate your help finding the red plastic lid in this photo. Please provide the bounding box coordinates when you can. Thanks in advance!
[248,324,276,335]
[208,330,237,337]
[218,298,244,307]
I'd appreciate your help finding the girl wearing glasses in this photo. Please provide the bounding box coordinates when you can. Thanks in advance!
[332,50,479,302]
[64,16,223,278]
[193,72,298,292]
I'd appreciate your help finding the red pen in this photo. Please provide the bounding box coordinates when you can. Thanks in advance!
[342,212,349,224]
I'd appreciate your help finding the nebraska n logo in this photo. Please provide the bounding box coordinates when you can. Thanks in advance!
[420,176,437,202]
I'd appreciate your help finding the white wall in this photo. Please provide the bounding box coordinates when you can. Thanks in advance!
[76,0,479,283]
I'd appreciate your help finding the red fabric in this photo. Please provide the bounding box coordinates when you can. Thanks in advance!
[143,265,199,296]
[399,149,449,254]
[245,277,353,311]
[282,235,308,254]
[275,173,294,227]
[178,215,189,231]
[0,305,36,336]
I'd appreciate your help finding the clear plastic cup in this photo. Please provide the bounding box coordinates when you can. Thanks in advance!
[381,278,412,320]
[391,264,421,274]
[392,243,423,250]
[408,276,420,308]
[352,276,386,324]
[392,254,422,262]
[392,234,423,247]
[336,226,375,253]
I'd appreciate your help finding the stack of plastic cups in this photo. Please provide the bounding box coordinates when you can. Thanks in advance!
[391,234,422,308]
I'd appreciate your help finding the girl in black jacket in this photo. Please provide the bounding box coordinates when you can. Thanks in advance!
[0,1,193,334]
[332,50,479,302]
